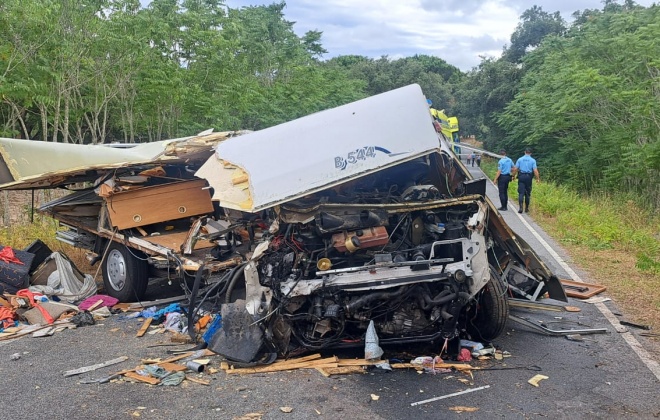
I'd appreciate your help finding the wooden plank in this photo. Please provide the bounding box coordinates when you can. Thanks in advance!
[226,357,338,374]
[560,279,607,299]
[112,303,134,312]
[86,299,105,312]
[337,359,383,366]
[124,371,161,385]
[144,231,215,251]
[316,366,366,377]
[391,362,477,372]
[185,376,210,385]
[221,353,322,371]
[136,318,152,337]
[106,179,213,229]
[157,362,187,372]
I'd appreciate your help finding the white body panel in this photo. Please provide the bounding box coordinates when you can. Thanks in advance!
[197,84,441,212]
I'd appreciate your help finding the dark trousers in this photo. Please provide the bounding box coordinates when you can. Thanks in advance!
[498,174,511,208]
[518,173,533,209]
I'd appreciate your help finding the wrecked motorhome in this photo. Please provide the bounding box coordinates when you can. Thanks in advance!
[0,84,565,361]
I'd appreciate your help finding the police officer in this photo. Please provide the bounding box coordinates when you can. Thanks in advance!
[513,147,540,213]
[493,149,514,211]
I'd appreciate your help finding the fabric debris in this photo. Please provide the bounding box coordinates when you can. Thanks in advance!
[78,295,119,311]
[70,311,95,327]
[163,312,187,333]
[141,365,170,378]
[160,371,185,386]
[0,306,16,328]
[456,348,472,362]
[0,247,24,265]
[28,252,96,303]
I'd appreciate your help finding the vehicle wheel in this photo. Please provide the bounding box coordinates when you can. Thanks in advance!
[101,242,148,302]
[468,267,509,341]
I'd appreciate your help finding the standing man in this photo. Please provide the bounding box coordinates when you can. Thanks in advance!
[493,149,514,211]
[476,153,481,167]
[513,147,540,214]
[468,152,474,166]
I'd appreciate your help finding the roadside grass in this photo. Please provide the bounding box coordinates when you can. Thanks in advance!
[0,213,96,279]
[482,158,660,328]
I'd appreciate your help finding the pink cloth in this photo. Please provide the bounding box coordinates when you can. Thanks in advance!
[0,247,23,265]
[78,294,119,311]
[456,348,472,362]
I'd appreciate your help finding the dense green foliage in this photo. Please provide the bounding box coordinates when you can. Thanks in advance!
[454,1,659,209]
[0,0,459,143]
[0,0,366,141]
[498,4,660,208]
[1,1,657,208]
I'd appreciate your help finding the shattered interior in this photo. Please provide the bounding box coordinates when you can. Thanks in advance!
[0,84,566,361]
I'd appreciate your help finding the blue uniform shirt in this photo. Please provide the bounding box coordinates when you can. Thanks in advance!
[515,155,537,173]
[498,156,514,175]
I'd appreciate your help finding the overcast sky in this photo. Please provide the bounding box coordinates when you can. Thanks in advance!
[225,0,657,71]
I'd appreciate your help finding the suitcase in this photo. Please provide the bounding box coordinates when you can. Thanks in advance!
[0,245,36,294]
[23,239,53,275]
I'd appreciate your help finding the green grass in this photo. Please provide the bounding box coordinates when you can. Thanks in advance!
[0,213,94,274]
[483,158,659,260]
[482,157,660,325]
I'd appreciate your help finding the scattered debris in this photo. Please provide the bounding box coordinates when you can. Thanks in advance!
[560,279,606,299]
[10,352,21,361]
[279,407,294,413]
[449,406,479,413]
[63,356,129,377]
[619,320,651,330]
[365,320,384,361]
[528,374,549,387]
[509,314,608,336]
[235,413,263,420]
[185,375,210,386]
[370,394,380,401]
[136,318,152,337]
[509,298,581,313]
[70,311,95,327]
[584,296,612,304]
[410,385,490,407]
[316,366,366,377]
[186,361,205,373]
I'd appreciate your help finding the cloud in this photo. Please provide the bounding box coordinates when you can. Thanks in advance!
[219,0,658,70]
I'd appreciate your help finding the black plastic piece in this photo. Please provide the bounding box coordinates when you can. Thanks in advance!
[23,239,52,275]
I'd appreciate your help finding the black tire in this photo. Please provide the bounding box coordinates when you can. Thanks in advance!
[468,267,509,341]
[101,242,149,302]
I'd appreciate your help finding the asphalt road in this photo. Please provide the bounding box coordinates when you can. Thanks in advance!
[1,163,659,419]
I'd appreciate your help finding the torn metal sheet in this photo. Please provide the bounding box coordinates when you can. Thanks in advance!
[0,130,243,190]
[509,315,609,336]
[196,84,442,212]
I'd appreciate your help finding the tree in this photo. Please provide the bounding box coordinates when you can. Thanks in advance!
[502,6,566,63]
[499,5,660,208]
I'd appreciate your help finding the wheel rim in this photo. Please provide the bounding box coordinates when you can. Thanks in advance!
[106,249,127,291]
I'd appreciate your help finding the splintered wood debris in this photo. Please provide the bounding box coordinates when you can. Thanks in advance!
[220,354,478,377]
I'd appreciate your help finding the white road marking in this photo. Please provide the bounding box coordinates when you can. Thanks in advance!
[489,177,660,381]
